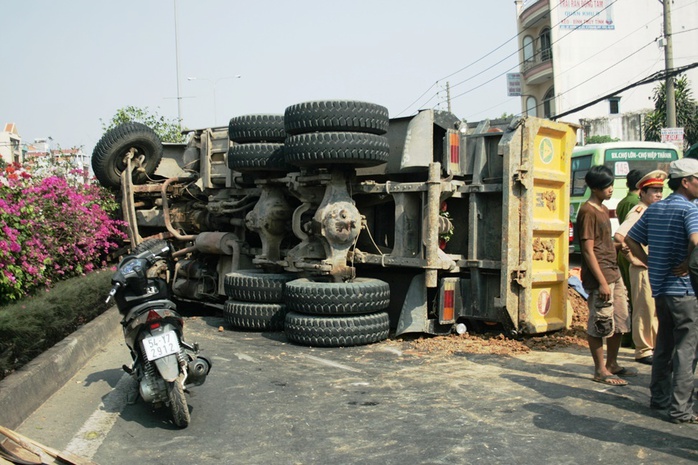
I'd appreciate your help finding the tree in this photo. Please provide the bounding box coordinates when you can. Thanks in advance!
[100,106,185,143]
[643,75,698,148]
[585,135,620,144]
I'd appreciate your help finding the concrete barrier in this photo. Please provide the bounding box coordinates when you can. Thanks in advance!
[0,307,121,429]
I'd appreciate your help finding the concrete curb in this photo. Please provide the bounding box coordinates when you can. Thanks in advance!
[0,307,121,429]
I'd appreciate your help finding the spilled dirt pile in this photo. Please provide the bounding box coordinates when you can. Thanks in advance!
[400,286,589,356]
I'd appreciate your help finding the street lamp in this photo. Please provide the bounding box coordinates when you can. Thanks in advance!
[187,75,242,126]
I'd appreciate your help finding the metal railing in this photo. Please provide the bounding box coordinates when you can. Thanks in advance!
[522,49,553,73]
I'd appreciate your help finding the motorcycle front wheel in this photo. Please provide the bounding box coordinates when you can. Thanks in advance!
[167,379,190,428]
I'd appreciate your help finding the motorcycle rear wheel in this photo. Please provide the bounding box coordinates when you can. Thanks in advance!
[167,379,190,428]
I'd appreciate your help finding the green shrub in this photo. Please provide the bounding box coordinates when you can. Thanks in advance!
[0,269,113,380]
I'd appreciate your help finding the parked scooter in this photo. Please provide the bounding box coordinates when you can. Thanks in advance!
[106,240,211,428]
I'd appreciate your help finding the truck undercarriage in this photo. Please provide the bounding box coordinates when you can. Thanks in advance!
[93,102,578,346]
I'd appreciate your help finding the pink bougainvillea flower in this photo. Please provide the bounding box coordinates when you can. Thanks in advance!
[0,169,125,303]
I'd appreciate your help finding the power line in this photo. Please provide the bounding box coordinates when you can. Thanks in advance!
[553,39,657,106]
[400,0,694,119]
[672,25,698,37]
[395,84,439,117]
[438,1,619,103]
[449,0,619,104]
[396,29,530,115]
[551,1,698,123]
[552,61,698,120]
[552,11,663,84]
[396,0,579,116]
[454,0,689,120]
[512,39,659,121]
[465,0,697,121]
[466,18,666,120]
[548,0,697,106]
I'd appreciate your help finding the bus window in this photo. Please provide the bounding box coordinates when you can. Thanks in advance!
[570,154,592,196]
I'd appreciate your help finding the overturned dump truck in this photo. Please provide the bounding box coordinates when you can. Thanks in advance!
[92,101,578,347]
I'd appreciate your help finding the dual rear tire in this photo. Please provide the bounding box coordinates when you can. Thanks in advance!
[227,114,292,174]
[283,100,390,168]
[283,278,390,347]
[284,311,390,348]
[223,270,293,332]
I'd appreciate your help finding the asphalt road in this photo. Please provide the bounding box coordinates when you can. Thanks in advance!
[16,314,698,465]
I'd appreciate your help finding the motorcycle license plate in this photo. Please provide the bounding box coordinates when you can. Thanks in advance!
[143,331,180,361]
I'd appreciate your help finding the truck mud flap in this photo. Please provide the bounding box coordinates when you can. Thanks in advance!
[395,274,428,336]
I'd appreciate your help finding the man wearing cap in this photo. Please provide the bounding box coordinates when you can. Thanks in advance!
[626,158,698,424]
[614,170,667,366]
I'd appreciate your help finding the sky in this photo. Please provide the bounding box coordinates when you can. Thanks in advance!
[2,0,523,156]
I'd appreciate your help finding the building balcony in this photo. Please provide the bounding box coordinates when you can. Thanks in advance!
[519,0,551,29]
[522,51,553,85]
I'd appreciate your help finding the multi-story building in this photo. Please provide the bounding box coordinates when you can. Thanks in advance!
[24,138,52,163]
[25,139,88,174]
[0,123,23,165]
[515,0,698,142]
[51,147,88,171]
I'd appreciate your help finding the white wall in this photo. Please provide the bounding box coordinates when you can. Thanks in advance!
[0,133,20,165]
[549,0,698,124]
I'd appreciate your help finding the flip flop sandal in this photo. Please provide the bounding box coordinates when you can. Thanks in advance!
[592,374,628,386]
[611,367,638,377]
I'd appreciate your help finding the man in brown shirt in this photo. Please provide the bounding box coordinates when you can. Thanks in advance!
[577,165,632,386]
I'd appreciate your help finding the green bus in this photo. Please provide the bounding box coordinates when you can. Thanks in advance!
[569,141,681,254]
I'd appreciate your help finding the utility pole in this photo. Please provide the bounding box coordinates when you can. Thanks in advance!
[174,0,183,129]
[663,0,676,127]
[446,81,452,113]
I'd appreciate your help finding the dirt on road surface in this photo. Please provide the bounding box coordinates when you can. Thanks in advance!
[401,287,589,356]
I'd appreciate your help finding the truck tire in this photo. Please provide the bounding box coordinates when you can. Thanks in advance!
[92,122,163,189]
[131,239,168,256]
[284,100,389,135]
[224,299,287,331]
[228,114,286,143]
[285,278,390,315]
[284,132,389,168]
[223,270,294,303]
[284,311,390,347]
[227,143,291,173]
